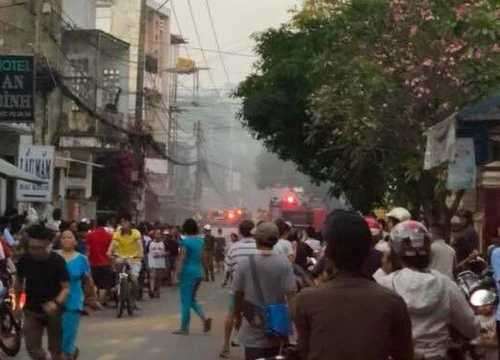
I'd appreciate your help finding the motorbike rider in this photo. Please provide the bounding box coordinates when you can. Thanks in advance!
[377,220,479,359]
[387,207,412,230]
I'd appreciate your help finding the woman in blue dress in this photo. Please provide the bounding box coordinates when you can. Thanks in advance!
[172,219,212,335]
[57,230,90,359]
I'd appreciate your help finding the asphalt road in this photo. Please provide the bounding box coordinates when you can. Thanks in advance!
[15,273,242,360]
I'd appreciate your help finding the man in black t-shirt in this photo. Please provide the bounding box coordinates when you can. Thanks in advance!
[15,223,69,360]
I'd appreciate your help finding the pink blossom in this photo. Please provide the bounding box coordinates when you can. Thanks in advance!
[422,58,433,67]
[409,25,418,37]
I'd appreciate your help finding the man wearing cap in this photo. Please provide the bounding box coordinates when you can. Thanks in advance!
[202,225,216,281]
[232,222,296,360]
[295,210,413,360]
[219,220,257,358]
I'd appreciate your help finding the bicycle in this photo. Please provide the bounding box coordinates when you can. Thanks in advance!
[113,258,137,318]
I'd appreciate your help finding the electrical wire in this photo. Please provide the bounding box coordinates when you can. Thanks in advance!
[204,0,234,90]
[185,0,228,105]
[170,0,191,58]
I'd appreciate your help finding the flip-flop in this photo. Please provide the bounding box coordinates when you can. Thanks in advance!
[219,349,229,358]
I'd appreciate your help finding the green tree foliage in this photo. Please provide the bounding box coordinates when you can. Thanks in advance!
[236,0,500,217]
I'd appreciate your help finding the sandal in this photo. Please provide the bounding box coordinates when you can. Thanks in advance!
[172,330,189,335]
[203,318,212,333]
[219,349,230,358]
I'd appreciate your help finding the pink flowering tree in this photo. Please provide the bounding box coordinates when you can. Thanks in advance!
[305,0,500,221]
[236,0,500,221]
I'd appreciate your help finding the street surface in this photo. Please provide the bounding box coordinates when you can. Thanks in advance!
[15,273,242,360]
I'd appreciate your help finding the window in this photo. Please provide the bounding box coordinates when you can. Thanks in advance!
[69,59,91,111]
[102,69,121,108]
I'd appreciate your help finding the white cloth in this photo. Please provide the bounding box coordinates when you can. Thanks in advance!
[148,241,166,269]
[429,239,456,279]
[273,239,294,258]
[305,238,322,254]
[372,268,388,283]
[424,114,456,170]
[377,268,479,358]
[374,240,391,253]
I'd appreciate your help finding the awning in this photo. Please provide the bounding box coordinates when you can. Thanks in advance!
[0,158,48,184]
[457,94,500,122]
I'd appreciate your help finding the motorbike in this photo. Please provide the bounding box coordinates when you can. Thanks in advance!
[0,274,21,356]
[451,270,497,360]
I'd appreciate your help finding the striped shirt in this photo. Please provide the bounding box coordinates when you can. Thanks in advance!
[224,237,258,281]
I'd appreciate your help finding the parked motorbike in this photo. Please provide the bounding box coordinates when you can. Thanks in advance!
[450,270,497,360]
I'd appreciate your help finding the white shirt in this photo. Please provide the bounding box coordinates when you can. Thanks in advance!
[305,238,322,254]
[374,240,391,253]
[430,239,456,279]
[148,241,166,269]
[377,268,478,358]
[273,239,294,258]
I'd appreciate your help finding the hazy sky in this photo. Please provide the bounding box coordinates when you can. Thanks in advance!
[169,0,302,92]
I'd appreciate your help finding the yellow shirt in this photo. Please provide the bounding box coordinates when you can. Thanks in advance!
[113,229,142,259]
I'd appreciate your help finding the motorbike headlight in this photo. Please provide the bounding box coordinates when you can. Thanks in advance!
[470,289,497,307]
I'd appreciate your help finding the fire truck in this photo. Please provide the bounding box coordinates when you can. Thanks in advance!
[268,189,328,231]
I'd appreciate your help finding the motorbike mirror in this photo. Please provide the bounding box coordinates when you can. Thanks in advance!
[470,289,497,307]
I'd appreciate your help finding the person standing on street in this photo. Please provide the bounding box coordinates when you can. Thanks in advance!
[295,210,413,360]
[173,219,212,335]
[219,220,257,359]
[214,228,226,274]
[232,222,296,360]
[304,226,321,256]
[429,223,456,279]
[148,228,166,298]
[273,219,295,263]
[15,223,69,360]
[377,220,478,359]
[86,216,113,305]
[57,230,90,360]
[202,225,216,281]
[165,230,179,286]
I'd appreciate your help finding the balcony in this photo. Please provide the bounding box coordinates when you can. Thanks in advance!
[57,109,126,150]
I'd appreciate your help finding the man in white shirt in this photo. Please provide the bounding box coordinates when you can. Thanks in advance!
[304,226,321,256]
[429,223,456,279]
[273,219,295,263]
[219,220,257,358]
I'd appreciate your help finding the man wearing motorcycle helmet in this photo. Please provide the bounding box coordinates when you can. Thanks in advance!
[377,220,479,359]
[296,210,413,360]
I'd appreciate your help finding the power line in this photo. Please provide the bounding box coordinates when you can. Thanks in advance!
[156,0,170,11]
[185,0,227,105]
[170,0,191,58]
[204,0,234,90]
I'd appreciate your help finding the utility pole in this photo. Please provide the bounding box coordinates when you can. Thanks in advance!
[33,0,42,145]
[132,0,147,220]
[194,121,202,212]
[135,0,147,127]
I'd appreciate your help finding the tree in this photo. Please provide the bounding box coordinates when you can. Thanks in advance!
[236,0,500,220]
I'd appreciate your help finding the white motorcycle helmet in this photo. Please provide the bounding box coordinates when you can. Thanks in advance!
[390,220,431,259]
[387,207,412,222]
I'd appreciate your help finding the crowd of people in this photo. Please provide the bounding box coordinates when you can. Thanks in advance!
[1,204,500,360]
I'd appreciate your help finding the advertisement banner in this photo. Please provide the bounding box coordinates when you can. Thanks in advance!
[447,138,476,190]
[0,56,35,122]
[16,145,55,202]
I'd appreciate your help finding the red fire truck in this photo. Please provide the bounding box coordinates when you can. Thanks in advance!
[268,190,328,231]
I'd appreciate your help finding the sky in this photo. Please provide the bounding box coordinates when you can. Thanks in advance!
[168,0,302,92]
